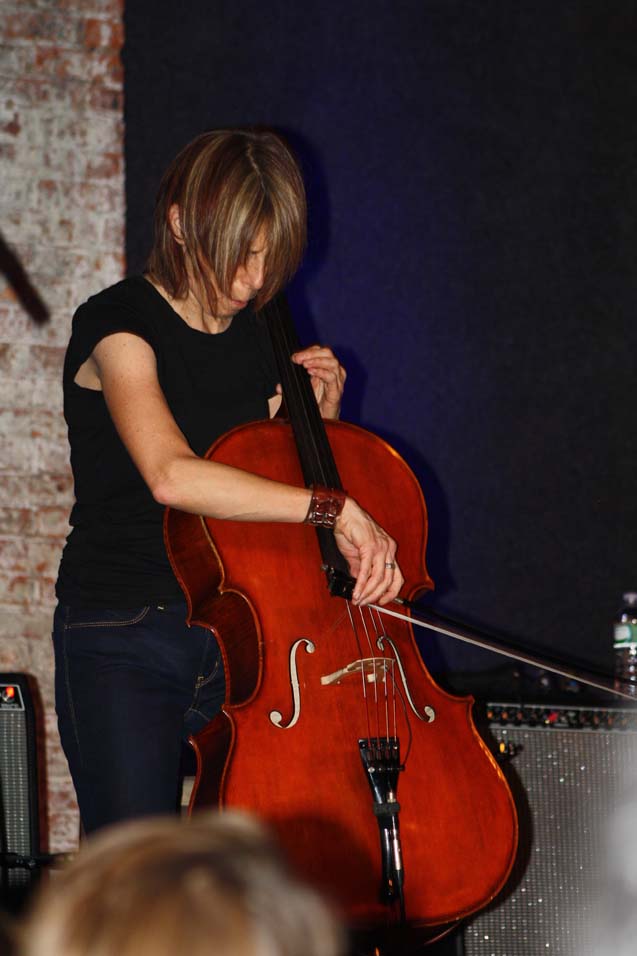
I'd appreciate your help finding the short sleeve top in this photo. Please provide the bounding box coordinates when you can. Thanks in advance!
[55,275,279,607]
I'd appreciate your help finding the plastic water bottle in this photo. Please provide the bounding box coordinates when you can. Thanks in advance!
[613,593,637,697]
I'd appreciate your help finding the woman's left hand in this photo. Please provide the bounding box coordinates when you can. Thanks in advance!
[291,345,346,420]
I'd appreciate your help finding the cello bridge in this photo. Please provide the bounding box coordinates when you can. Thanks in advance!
[320,657,394,686]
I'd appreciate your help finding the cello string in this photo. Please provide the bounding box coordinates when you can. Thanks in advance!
[269,297,338,488]
[357,605,386,743]
[356,603,376,658]
[374,608,399,741]
[346,601,373,742]
[267,298,321,479]
[275,294,342,486]
[372,607,413,763]
[367,605,396,742]
[306,601,375,744]
[282,297,342,488]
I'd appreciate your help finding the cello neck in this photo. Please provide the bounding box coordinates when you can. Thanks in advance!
[262,296,354,598]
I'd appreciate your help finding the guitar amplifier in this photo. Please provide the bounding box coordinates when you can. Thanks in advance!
[0,674,41,912]
[462,702,637,956]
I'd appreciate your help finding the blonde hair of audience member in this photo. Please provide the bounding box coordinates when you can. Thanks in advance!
[19,813,344,956]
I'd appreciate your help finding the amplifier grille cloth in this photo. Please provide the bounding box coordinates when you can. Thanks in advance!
[463,709,637,956]
[0,708,31,889]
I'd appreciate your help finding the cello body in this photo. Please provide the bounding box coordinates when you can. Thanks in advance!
[165,416,518,939]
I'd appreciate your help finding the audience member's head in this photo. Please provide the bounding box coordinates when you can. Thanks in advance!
[0,909,16,956]
[19,812,344,956]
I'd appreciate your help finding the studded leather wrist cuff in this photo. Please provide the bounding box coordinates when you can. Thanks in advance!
[303,485,347,529]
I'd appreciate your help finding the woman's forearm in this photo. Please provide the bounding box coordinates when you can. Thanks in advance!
[152,454,312,522]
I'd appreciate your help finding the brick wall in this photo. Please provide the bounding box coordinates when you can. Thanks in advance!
[0,0,125,852]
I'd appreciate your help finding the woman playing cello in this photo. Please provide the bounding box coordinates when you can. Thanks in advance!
[53,127,403,835]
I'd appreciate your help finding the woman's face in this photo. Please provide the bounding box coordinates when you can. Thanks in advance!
[188,227,268,320]
[216,227,268,317]
[169,204,268,319]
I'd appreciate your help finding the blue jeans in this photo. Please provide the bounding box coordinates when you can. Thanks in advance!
[52,601,225,835]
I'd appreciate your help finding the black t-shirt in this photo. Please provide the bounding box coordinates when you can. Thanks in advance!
[56,275,279,606]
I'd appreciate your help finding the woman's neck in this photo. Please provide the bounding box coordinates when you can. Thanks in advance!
[145,276,232,334]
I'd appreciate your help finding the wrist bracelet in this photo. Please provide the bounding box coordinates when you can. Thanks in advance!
[304,485,347,529]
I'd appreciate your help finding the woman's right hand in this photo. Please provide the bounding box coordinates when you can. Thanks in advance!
[333,498,403,607]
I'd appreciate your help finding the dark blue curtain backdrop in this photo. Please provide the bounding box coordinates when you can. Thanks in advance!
[123,2,637,689]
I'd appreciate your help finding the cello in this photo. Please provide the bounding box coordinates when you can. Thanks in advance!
[164,296,518,952]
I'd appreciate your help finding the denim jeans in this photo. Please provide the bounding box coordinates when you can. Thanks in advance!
[52,601,225,835]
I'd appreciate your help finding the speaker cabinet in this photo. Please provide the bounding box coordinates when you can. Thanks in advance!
[0,674,40,912]
[461,702,637,956]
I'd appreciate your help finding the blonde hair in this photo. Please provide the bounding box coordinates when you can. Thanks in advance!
[146,128,307,314]
[19,813,343,956]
